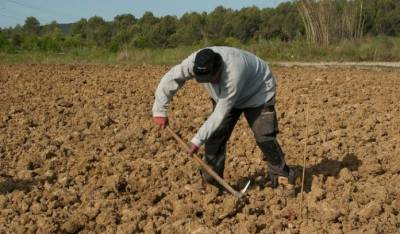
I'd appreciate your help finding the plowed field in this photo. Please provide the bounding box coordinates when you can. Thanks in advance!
[0,64,399,233]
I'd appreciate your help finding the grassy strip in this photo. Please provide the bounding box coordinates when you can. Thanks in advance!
[0,46,200,65]
[1,36,399,65]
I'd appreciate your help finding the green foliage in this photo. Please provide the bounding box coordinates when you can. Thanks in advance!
[2,36,400,64]
[86,16,111,46]
[70,18,88,39]
[0,31,14,52]
[375,1,400,36]
[356,0,400,36]
[173,12,206,45]
[1,2,400,57]
[206,6,233,41]
[150,15,178,47]
[113,14,137,29]
[23,16,40,35]
[340,36,400,61]
[64,35,82,49]
[41,36,63,52]
[230,7,262,42]
[42,21,62,37]
[223,37,241,47]
[11,33,23,48]
[21,35,40,50]
[112,14,137,50]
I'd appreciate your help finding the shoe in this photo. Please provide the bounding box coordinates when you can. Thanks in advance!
[269,167,296,198]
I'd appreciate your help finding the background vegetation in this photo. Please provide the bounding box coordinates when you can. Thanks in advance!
[0,0,399,64]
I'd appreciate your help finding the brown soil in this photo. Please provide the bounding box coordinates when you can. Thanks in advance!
[0,64,399,233]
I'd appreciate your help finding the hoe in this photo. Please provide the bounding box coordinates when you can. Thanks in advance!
[166,126,251,198]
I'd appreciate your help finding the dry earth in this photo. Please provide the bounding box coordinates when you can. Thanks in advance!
[0,64,399,233]
[274,62,400,68]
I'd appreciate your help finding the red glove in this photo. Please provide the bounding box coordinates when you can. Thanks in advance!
[153,116,168,129]
[189,144,199,155]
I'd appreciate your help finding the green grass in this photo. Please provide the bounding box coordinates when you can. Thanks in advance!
[0,46,201,65]
[1,36,400,65]
[250,36,400,62]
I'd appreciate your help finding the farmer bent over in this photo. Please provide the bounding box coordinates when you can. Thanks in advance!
[152,46,295,196]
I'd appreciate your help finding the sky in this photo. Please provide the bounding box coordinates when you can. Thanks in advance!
[0,0,288,28]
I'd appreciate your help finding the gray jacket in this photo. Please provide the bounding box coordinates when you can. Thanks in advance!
[152,46,276,146]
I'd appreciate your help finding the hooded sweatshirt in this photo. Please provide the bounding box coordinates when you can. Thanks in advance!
[152,46,276,146]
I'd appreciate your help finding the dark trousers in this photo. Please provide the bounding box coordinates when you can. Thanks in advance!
[202,100,288,185]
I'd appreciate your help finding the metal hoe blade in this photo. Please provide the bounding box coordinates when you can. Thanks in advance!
[241,180,251,194]
[233,180,251,199]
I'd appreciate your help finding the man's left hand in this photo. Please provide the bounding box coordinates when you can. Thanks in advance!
[189,144,199,155]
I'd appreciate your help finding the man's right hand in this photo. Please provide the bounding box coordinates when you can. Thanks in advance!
[189,143,199,155]
[153,116,168,129]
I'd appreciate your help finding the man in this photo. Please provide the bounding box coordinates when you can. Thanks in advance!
[152,46,295,196]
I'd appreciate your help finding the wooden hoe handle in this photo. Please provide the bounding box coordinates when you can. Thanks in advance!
[165,126,243,198]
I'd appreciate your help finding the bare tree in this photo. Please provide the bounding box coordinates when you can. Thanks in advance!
[297,0,365,45]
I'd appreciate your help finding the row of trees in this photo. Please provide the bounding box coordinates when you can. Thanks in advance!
[0,3,303,52]
[0,0,399,52]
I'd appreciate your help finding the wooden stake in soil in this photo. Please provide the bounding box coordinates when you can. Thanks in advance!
[300,97,310,219]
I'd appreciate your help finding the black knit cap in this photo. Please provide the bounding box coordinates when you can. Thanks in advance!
[193,48,222,76]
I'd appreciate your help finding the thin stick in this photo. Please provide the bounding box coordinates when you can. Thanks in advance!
[300,97,310,220]
[165,126,244,198]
